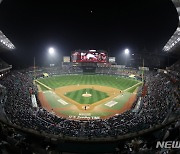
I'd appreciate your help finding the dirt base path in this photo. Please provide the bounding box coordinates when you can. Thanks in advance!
[38,85,137,120]
[54,85,121,110]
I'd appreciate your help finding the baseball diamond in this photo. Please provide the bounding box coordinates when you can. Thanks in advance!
[1,0,180,153]
[36,74,142,120]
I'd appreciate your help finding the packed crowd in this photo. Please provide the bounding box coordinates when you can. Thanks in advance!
[0,68,179,140]
[0,119,179,154]
[0,65,179,154]
[169,59,180,73]
[96,67,140,76]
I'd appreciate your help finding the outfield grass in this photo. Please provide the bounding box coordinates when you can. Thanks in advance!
[40,85,49,91]
[103,92,131,110]
[65,88,109,104]
[38,75,140,119]
[38,75,140,92]
[126,85,139,93]
[44,91,71,108]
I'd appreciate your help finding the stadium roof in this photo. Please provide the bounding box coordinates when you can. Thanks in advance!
[0,0,15,50]
[0,30,15,50]
[163,0,180,53]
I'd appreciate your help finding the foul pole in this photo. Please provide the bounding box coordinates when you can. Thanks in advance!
[142,58,144,83]
[34,57,36,79]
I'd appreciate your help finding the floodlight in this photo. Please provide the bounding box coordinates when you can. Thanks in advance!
[89,49,96,52]
[124,49,130,55]
[0,31,15,50]
[49,47,55,55]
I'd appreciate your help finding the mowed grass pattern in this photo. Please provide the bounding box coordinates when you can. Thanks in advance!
[38,75,139,91]
[65,88,109,104]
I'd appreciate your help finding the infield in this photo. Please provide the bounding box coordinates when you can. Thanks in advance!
[36,75,142,120]
[65,88,109,105]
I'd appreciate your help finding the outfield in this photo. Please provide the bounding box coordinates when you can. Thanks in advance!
[38,75,139,91]
[36,75,142,120]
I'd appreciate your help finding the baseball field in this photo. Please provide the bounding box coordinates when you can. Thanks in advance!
[36,74,142,120]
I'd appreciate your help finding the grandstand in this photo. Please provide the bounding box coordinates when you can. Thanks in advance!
[163,0,180,53]
[0,58,11,79]
[0,31,15,50]
[0,54,179,153]
[0,0,180,154]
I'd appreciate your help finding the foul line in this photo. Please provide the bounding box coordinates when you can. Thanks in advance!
[34,80,52,90]
[124,82,142,92]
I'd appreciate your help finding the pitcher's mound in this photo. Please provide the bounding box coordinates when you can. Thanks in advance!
[82,92,92,97]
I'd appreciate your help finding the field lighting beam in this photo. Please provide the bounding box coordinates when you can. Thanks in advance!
[48,47,55,55]
[123,48,130,66]
[124,48,130,55]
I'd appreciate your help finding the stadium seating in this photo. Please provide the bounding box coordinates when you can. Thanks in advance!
[0,58,9,69]
[0,65,179,153]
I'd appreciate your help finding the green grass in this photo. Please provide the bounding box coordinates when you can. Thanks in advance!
[44,91,71,108]
[102,92,132,110]
[38,75,140,92]
[65,88,109,104]
[126,85,140,93]
[38,75,141,119]
[40,85,49,91]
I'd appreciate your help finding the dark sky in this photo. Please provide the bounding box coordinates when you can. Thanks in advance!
[0,0,178,67]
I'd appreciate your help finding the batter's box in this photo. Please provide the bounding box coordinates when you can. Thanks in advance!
[105,101,118,107]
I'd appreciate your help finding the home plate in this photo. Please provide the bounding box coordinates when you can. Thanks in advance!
[105,101,118,107]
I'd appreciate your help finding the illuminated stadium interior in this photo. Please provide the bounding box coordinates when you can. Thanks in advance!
[0,0,180,153]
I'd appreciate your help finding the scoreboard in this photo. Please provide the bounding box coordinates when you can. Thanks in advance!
[71,50,108,63]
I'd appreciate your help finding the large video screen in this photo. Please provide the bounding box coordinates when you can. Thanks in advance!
[72,51,107,63]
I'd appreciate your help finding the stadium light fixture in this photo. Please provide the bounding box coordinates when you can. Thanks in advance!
[48,47,55,55]
[0,30,15,50]
[124,48,130,55]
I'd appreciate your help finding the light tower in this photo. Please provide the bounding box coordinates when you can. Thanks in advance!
[124,48,130,66]
[124,48,130,55]
[48,47,56,67]
[0,31,15,50]
[48,47,55,55]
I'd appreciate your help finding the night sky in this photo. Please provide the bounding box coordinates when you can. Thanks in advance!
[0,0,178,67]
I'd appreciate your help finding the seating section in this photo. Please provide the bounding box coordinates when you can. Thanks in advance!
[0,58,9,69]
[0,65,179,153]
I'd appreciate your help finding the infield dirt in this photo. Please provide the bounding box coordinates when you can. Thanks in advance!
[54,85,120,110]
[38,85,137,120]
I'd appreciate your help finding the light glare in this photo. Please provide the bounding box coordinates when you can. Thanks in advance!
[124,49,129,55]
[49,47,55,55]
